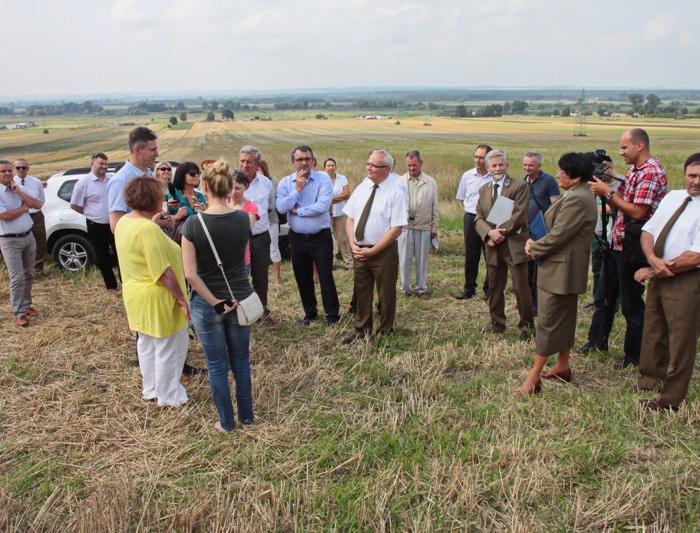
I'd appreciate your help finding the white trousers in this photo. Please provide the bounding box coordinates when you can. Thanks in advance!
[398,229,431,294]
[137,326,189,406]
[269,222,281,263]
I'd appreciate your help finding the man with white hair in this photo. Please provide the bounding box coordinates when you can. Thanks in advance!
[475,150,534,338]
[342,149,407,344]
[239,145,276,324]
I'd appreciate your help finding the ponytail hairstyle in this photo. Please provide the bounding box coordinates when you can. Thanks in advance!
[201,159,233,198]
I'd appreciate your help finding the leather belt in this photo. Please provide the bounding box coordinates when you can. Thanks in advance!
[0,230,31,238]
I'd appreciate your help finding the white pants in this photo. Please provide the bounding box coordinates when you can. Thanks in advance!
[137,326,188,406]
[398,229,431,294]
[269,222,281,263]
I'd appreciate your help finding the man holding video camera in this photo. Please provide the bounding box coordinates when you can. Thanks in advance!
[588,128,666,369]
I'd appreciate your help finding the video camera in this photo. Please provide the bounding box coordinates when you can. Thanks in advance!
[582,149,624,183]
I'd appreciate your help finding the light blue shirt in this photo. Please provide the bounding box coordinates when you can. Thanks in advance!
[276,169,333,235]
[0,183,34,235]
[106,160,153,213]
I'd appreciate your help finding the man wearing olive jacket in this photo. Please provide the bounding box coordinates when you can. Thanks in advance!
[474,150,534,338]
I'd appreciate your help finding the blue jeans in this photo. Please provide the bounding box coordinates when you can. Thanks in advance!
[190,294,253,430]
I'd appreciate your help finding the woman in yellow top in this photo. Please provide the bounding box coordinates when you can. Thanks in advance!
[115,177,191,406]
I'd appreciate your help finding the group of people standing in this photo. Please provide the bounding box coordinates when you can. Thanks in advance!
[453,129,698,411]
[3,125,698,431]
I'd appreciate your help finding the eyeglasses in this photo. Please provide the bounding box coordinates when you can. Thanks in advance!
[158,167,172,172]
[186,170,200,177]
[15,166,28,170]
[365,163,389,169]
[293,157,313,163]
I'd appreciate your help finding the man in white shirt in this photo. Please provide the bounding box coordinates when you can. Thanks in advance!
[70,153,118,290]
[342,149,407,344]
[455,145,492,300]
[14,158,46,274]
[239,145,276,324]
[633,152,700,411]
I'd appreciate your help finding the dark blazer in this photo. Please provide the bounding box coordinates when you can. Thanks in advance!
[474,175,530,266]
[529,182,597,295]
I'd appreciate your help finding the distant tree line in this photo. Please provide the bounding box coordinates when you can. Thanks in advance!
[24,101,104,116]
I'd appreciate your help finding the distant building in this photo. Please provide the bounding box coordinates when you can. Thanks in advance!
[3,122,36,130]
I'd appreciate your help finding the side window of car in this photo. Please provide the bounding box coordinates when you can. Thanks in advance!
[57,179,78,202]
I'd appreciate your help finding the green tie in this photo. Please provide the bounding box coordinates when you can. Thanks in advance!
[653,196,692,258]
[491,183,499,204]
[355,184,378,242]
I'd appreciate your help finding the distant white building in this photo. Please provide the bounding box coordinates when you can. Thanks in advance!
[4,122,36,130]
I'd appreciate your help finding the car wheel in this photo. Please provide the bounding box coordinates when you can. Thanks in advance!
[52,234,95,271]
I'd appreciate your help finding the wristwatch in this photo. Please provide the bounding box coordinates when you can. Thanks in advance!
[605,191,614,201]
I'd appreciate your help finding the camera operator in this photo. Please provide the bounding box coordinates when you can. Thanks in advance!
[577,166,620,355]
[587,128,666,369]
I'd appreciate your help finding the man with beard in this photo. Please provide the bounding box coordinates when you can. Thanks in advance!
[474,150,534,339]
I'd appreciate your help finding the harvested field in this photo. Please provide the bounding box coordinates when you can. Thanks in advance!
[1,115,699,531]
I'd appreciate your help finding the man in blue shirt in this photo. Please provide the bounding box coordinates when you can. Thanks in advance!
[0,159,43,327]
[523,152,560,315]
[277,145,340,325]
[107,127,158,232]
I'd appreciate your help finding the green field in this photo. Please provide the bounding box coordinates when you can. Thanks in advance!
[1,114,698,531]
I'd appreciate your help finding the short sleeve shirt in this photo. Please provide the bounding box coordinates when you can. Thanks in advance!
[115,217,187,338]
[611,158,667,251]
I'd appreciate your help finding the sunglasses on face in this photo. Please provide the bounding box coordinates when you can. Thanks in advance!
[158,167,172,172]
[186,171,200,177]
[15,166,28,170]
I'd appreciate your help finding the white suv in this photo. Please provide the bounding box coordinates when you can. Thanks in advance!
[44,163,178,271]
[44,172,95,271]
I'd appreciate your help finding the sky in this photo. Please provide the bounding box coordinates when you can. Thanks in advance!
[1,0,698,100]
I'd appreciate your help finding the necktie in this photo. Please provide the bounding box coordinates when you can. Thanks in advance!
[653,196,692,258]
[491,183,499,204]
[21,178,25,186]
[355,184,378,242]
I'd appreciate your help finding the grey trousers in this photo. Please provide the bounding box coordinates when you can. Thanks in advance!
[398,228,431,294]
[0,233,36,317]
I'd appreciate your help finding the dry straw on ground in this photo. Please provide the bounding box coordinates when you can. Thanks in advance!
[1,239,698,532]
[1,114,698,531]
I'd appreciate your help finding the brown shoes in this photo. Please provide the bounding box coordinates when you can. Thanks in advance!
[540,368,572,383]
[25,307,40,318]
[15,315,29,327]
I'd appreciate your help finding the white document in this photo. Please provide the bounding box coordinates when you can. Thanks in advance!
[486,195,514,228]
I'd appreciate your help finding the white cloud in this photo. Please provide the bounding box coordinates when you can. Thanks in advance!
[643,12,675,42]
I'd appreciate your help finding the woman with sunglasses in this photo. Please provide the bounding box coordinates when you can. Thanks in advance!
[169,162,206,218]
[163,162,206,245]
